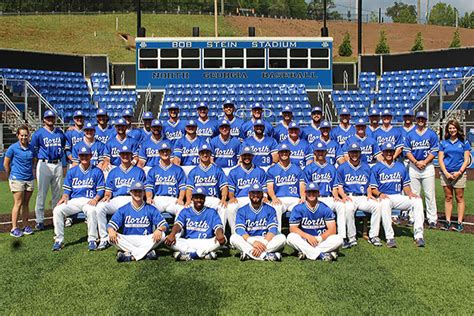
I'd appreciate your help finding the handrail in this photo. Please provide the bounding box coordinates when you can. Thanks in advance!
[24,81,65,124]
[120,71,125,91]
[0,90,25,124]
[463,67,474,79]
[317,83,324,104]
[444,76,474,119]
[412,80,441,112]
[343,71,348,90]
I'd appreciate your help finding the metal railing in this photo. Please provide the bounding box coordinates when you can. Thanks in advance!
[444,76,474,120]
[0,90,26,125]
[343,71,348,91]
[412,80,442,112]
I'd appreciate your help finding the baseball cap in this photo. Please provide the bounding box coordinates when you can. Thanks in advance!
[347,142,361,152]
[115,118,127,126]
[143,112,153,120]
[311,106,322,113]
[122,109,133,117]
[83,122,95,130]
[402,109,414,117]
[219,119,230,128]
[319,120,332,129]
[158,141,172,151]
[223,100,235,107]
[369,109,380,117]
[198,144,212,153]
[186,120,197,127]
[252,103,263,110]
[282,106,293,113]
[339,108,350,116]
[73,110,85,118]
[151,119,162,127]
[249,183,264,193]
[192,187,206,196]
[129,181,145,192]
[77,146,92,155]
[240,146,254,155]
[43,110,56,118]
[277,143,291,152]
[355,118,368,126]
[288,122,300,130]
[381,109,393,117]
[166,103,179,110]
[253,119,265,127]
[119,145,133,154]
[381,142,396,151]
[305,182,320,192]
[96,108,108,116]
[416,111,428,119]
[197,102,208,109]
[313,141,327,152]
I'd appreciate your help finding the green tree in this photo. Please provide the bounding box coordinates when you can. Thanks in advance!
[459,12,474,29]
[268,0,289,16]
[257,0,271,15]
[287,0,307,19]
[307,0,336,20]
[386,1,417,23]
[411,32,424,51]
[369,11,379,23]
[338,32,353,57]
[449,29,461,48]
[428,2,457,26]
[375,30,390,54]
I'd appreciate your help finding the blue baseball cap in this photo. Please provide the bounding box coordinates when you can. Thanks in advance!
[252,103,263,110]
[347,142,361,152]
[192,187,206,196]
[311,106,323,113]
[77,145,92,155]
[73,110,85,118]
[313,141,327,152]
[158,141,172,151]
[151,119,162,127]
[219,119,230,127]
[339,108,350,116]
[288,122,300,130]
[143,112,153,120]
[355,118,368,126]
[223,100,235,107]
[129,181,145,192]
[122,109,133,117]
[119,145,133,154]
[83,122,95,130]
[416,111,428,119]
[381,109,393,117]
[381,142,396,151]
[403,109,414,117]
[115,118,127,126]
[43,110,56,118]
[282,106,293,113]
[249,183,264,193]
[305,182,320,192]
[96,108,108,116]
[369,109,380,117]
[186,120,197,127]
[197,102,208,109]
[319,120,332,129]
[253,119,265,127]
[166,103,179,110]
[240,146,254,155]
[277,143,291,152]
[198,144,212,153]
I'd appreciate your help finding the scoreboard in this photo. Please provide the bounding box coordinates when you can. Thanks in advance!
[135,37,333,91]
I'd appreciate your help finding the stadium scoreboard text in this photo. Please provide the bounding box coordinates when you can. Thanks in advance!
[135,37,333,91]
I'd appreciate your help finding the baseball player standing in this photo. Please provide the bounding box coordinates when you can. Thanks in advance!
[369,142,425,247]
[373,109,403,160]
[64,110,85,163]
[209,119,241,176]
[52,146,104,251]
[282,122,313,169]
[71,122,105,169]
[241,103,274,138]
[241,119,278,171]
[165,188,226,261]
[102,118,139,172]
[137,119,165,174]
[404,111,439,229]
[173,119,207,175]
[162,103,186,145]
[330,107,356,146]
[145,141,186,216]
[136,111,154,143]
[400,109,416,143]
[301,106,323,144]
[341,118,381,165]
[286,182,343,261]
[273,106,294,142]
[95,108,115,144]
[196,102,218,141]
[366,109,380,139]
[230,184,286,261]
[31,110,66,230]
[108,181,168,262]
[317,120,340,165]
[221,100,245,139]
[122,109,142,141]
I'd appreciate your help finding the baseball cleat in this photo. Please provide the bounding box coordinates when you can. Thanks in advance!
[317,252,333,262]
[145,250,158,260]
[406,220,414,227]
[297,252,307,260]
[239,252,249,261]
[348,238,358,247]
[23,226,34,235]
[88,241,97,251]
[330,251,339,261]
[204,252,217,260]
[386,239,397,248]
[265,252,281,262]
[97,241,110,250]
[65,218,73,227]
[453,223,464,232]
[368,237,382,247]
[174,252,193,261]
[428,222,437,229]
[116,251,132,262]
[415,238,425,247]
[342,241,352,249]
[52,242,64,251]
[10,228,23,238]
[35,222,45,231]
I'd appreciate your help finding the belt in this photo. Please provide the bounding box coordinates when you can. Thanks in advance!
[40,159,60,163]
[347,193,365,197]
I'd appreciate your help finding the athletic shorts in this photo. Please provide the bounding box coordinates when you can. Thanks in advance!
[9,180,35,192]
[440,172,467,189]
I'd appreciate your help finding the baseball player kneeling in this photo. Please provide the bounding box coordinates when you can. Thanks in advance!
[107,181,168,262]
[286,182,343,261]
[165,188,226,261]
[370,142,425,248]
[230,184,286,262]
[52,146,105,251]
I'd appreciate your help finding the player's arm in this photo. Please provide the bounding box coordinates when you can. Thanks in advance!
[370,187,388,200]
[185,187,192,207]
[164,222,182,246]
[220,185,228,207]
[403,184,418,198]
[337,185,351,202]
[102,190,112,202]
[145,190,154,204]
[299,180,306,201]
[137,158,146,169]
[289,223,318,247]
[266,182,281,205]
[271,151,279,164]
[320,220,337,241]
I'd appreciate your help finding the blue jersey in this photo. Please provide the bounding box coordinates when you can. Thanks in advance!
[186,163,227,198]
[289,202,335,236]
[439,138,472,173]
[209,135,240,169]
[267,163,301,198]
[163,119,186,145]
[228,165,267,198]
[196,118,218,140]
[108,202,168,236]
[235,203,279,237]
[370,161,410,195]
[175,206,223,239]
[31,127,66,160]
[226,116,245,139]
[65,128,84,157]
[138,137,165,167]
[145,163,186,197]
[330,124,356,146]
[126,128,142,142]
[173,136,207,166]
[373,126,403,149]
[104,136,139,166]
[105,165,146,197]
[71,139,105,166]
[400,125,416,143]
[273,121,291,142]
[302,124,322,144]
[404,128,439,160]
[342,135,381,164]
[63,165,105,199]
[241,136,277,168]
[137,128,152,143]
[242,119,274,138]
[314,138,339,166]
[95,125,115,144]
[366,126,378,139]
[5,142,36,181]
[301,162,336,197]
[282,138,312,169]
[336,161,371,195]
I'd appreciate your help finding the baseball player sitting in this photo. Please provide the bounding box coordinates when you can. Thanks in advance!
[209,119,241,176]
[302,106,323,144]
[95,108,115,144]
[286,182,343,261]
[273,105,294,142]
[107,181,168,262]
[95,145,146,250]
[173,119,207,176]
[196,102,218,141]
[370,142,425,248]
[227,146,267,233]
[71,122,105,169]
[162,103,187,145]
[186,144,228,227]
[165,188,226,261]
[145,141,186,216]
[221,100,245,139]
[241,103,274,138]
[241,119,278,171]
[52,146,105,251]
[336,143,382,248]
[282,122,313,169]
[138,119,166,174]
[267,143,303,231]
[330,107,356,146]
[102,118,139,172]
[230,184,286,262]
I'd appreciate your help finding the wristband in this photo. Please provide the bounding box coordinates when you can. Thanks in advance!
[316,236,323,243]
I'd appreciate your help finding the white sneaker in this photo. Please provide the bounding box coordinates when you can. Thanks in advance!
[65,218,73,227]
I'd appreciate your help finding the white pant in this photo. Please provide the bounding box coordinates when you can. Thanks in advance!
[53,197,97,243]
[230,234,286,261]
[114,233,164,260]
[227,197,251,234]
[35,160,63,224]
[319,197,346,238]
[169,237,221,258]
[380,194,424,239]
[286,233,343,260]
[205,196,227,231]
[182,165,194,176]
[271,197,301,231]
[409,163,437,223]
[344,195,382,240]
[96,196,132,242]
[153,196,184,215]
